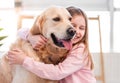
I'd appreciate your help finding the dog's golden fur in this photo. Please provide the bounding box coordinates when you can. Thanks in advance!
[0,6,73,83]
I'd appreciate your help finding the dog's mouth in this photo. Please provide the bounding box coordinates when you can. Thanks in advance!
[51,33,72,50]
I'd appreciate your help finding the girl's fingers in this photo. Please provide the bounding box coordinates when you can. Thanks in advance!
[7,52,16,58]
[8,51,17,55]
[6,55,15,62]
[7,49,22,59]
[6,53,19,65]
[13,49,23,53]
[8,49,21,55]
[40,35,47,42]
[34,41,45,49]
[38,41,46,46]
[12,48,22,52]
[34,45,42,50]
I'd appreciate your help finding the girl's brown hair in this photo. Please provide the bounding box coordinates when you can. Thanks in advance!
[66,6,94,70]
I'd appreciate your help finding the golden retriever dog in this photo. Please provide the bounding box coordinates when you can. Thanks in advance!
[0,6,76,83]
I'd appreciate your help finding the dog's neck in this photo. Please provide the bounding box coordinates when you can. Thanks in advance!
[36,42,69,65]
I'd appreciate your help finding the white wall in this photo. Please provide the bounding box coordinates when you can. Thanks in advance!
[92,53,120,83]
[21,0,109,11]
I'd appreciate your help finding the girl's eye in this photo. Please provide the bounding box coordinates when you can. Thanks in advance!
[53,17,60,21]
[79,26,85,30]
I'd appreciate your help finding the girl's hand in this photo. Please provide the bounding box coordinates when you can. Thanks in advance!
[27,34,47,50]
[7,48,27,65]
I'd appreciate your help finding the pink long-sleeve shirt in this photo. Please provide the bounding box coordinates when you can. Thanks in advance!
[18,28,96,83]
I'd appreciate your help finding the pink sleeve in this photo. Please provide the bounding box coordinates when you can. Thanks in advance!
[17,28,29,40]
[22,44,86,80]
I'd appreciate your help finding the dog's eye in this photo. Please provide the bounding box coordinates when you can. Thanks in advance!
[53,17,60,21]
[69,17,72,21]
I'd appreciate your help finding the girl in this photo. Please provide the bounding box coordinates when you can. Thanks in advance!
[7,6,96,83]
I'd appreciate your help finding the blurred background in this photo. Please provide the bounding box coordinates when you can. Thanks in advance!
[0,0,120,83]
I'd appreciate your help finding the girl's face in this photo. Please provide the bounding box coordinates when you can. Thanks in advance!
[71,15,86,44]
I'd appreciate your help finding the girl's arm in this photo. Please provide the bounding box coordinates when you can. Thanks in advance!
[22,44,86,80]
[17,28,29,40]
[10,28,87,80]
[17,28,47,50]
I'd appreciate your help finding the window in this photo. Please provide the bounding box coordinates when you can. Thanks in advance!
[113,12,120,52]
[0,0,14,8]
[114,0,120,8]
[113,0,120,52]
[86,11,110,53]
[0,0,17,51]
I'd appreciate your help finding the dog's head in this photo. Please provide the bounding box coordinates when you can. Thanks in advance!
[30,6,76,50]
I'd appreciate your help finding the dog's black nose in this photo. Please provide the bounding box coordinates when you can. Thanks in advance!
[67,27,76,37]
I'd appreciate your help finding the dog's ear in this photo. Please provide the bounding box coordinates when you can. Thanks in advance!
[30,15,44,35]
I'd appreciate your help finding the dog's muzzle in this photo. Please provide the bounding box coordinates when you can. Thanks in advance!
[50,27,76,50]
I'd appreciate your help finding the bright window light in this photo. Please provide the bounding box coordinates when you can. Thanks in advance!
[113,12,120,52]
[0,10,17,51]
[0,0,16,51]
[86,11,110,53]
[0,0,14,8]
[114,0,120,8]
